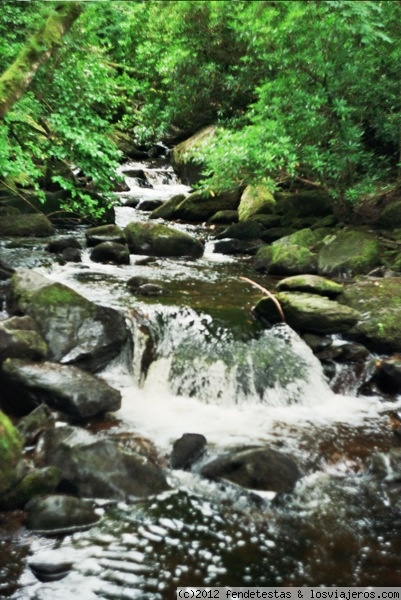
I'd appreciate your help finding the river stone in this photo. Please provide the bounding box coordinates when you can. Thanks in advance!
[60,247,82,263]
[0,315,48,363]
[85,224,126,247]
[207,210,239,225]
[0,410,23,496]
[171,125,216,185]
[253,244,317,275]
[90,241,130,265]
[200,446,300,493]
[170,433,207,470]
[0,213,54,237]
[214,220,266,241]
[0,466,61,510]
[26,495,100,534]
[254,292,360,334]
[272,227,324,250]
[7,270,128,372]
[372,356,401,394]
[238,185,276,221]
[149,194,186,220]
[46,237,82,253]
[317,229,381,277]
[1,359,121,419]
[277,275,343,297]
[214,239,261,255]
[17,404,55,445]
[35,426,170,500]
[340,277,401,352]
[124,222,204,258]
[261,227,297,243]
[172,188,242,222]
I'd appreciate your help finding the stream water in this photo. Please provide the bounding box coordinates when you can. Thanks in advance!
[2,160,401,597]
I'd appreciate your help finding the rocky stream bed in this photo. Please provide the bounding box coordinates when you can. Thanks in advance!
[2,157,401,596]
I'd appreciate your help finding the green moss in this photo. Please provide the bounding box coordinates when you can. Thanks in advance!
[32,282,93,311]
[0,411,23,496]
[238,184,276,221]
[273,227,323,250]
[254,243,317,275]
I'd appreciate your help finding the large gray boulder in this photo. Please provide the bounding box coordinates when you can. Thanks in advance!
[201,446,300,493]
[124,222,204,258]
[7,271,128,372]
[317,229,381,277]
[254,291,360,334]
[1,359,121,419]
[35,426,170,500]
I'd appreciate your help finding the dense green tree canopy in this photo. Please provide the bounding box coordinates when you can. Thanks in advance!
[0,0,401,220]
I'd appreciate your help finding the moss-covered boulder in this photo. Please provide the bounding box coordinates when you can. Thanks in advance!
[375,201,401,230]
[317,229,381,277]
[0,466,60,510]
[0,410,23,496]
[254,244,317,275]
[275,190,332,217]
[238,185,276,221]
[8,271,128,372]
[171,125,216,185]
[0,316,48,363]
[0,213,54,237]
[149,194,186,220]
[272,227,324,250]
[277,275,343,297]
[254,292,360,334]
[172,188,241,222]
[85,224,126,247]
[340,277,401,351]
[124,222,204,257]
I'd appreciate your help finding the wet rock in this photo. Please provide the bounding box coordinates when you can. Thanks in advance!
[1,359,121,419]
[0,466,61,510]
[214,220,266,241]
[0,410,23,496]
[8,271,128,372]
[260,227,296,243]
[172,188,241,222]
[201,446,300,493]
[170,433,207,470]
[302,333,333,353]
[29,552,74,582]
[35,426,170,500]
[0,213,54,237]
[90,241,130,265]
[135,283,168,296]
[207,210,239,225]
[137,199,163,211]
[373,356,401,394]
[85,224,126,247]
[340,277,401,352]
[254,292,360,334]
[214,239,261,255]
[277,274,343,297]
[124,222,204,258]
[317,229,381,277]
[60,247,82,263]
[0,257,14,280]
[17,404,55,445]
[370,447,401,482]
[335,342,370,363]
[254,244,317,275]
[25,494,100,534]
[46,237,82,253]
[0,315,48,363]
[149,193,186,220]
[238,185,276,221]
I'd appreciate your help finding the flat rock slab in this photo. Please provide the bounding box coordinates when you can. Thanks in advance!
[1,359,121,419]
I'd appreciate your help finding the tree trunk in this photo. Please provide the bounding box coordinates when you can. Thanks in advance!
[0,2,82,119]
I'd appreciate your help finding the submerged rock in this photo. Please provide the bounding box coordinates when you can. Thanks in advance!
[124,222,204,258]
[35,426,170,500]
[1,359,121,419]
[8,271,128,372]
[254,292,360,334]
[170,433,207,470]
[26,494,100,534]
[201,446,300,493]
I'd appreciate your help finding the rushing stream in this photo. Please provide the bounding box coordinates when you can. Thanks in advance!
[2,160,401,597]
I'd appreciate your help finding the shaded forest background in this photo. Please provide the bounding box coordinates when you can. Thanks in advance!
[1,0,401,221]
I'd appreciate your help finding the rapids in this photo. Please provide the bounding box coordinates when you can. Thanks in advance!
[2,159,401,597]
